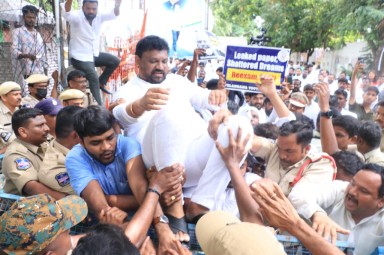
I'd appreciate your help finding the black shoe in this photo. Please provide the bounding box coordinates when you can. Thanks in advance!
[100,85,112,94]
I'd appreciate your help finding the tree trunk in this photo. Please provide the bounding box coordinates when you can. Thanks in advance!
[307,48,314,63]
[374,44,384,77]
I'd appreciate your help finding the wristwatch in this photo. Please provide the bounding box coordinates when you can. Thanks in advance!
[153,215,169,226]
[320,110,334,119]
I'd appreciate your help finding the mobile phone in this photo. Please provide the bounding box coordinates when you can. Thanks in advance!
[358,57,364,63]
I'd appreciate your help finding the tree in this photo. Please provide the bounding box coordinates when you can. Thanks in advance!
[211,0,384,73]
[211,0,340,62]
[335,0,384,75]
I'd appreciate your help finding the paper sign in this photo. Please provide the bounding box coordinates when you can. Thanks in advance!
[223,45,290,92]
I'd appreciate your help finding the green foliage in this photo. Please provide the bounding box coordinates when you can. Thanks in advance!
[25,0,80,12]
[211,0,384,68]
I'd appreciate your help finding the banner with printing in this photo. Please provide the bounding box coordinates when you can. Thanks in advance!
[223,45,290,92]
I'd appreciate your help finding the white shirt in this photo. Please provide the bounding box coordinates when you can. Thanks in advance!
[113,74,218,144]
[340,108,358,119]
[61,3,116,61]
[304,101,320,127]
[212,172,261,218]
[289,181,384,254]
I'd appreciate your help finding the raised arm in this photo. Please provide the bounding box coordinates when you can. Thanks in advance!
[349,61,363,105]
[315,82,339,155]
[257,75,290,119]
[64,0,73,12]
[187,48,205,83]
[215,127,263,224]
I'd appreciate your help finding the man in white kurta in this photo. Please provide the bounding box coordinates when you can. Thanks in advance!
[113,35,253,235]
[289,165,384,255]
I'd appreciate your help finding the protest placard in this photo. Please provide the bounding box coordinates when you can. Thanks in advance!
[223,45,290,92]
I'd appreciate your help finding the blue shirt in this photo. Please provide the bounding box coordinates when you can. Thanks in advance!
[66,135,141,196]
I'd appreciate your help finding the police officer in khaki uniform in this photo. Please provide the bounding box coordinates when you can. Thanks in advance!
[2,108,66,199]
[67,69,97,107]
[58,89,85,107]
[22,74,50,107]
[0,82,22,153]
[251,120,336,196]
[38,106,82,195]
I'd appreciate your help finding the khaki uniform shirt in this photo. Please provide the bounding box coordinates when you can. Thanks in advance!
[0,101,16,149]
[380,130,384,152]
[2,138,46,195]
[21,94,40,108]
[83,89,97,107]
[38,139,75,195]
[255,137,336,195]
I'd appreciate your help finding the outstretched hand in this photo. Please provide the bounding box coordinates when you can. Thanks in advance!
[139,87,170,111]
[314,82,330,112]
[149,163,184,195]
[312,211,350,244]
[256,74,277,97]
[208,89,227,106]
[216,127,250,172]
[208,109,232,140]
[251,180,301,232]
[99,206,128,225]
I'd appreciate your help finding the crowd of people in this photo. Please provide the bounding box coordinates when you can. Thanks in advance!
[1,1,384,255]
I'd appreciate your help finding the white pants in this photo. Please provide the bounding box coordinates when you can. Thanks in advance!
[142,107,253,210]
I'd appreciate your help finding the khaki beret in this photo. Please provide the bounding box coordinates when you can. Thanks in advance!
[289,92,309,108]
[59,89,85,103]
[25,74,50,84]
[0,82,21,96]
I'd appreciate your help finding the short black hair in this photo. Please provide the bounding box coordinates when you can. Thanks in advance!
[72,224,140,255]
[377,100,384,108]
[74,106,115,140]
[135,35,169,58]
[357,163,384,198]
[56,106,83,139]
[279,120,313,147]
[303,84,315,91]
[12,108,43,136]
[22,5,38,16]
[216,66,223,73]
[357,121,382,149]
[254,123,279,140]
[206,79,219,90]
[83,0,98,5]
[334,88,348,99]
[67,70,86,83]
[364,86,379,96]
[332,151,364,177]
[332,115,360,138]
